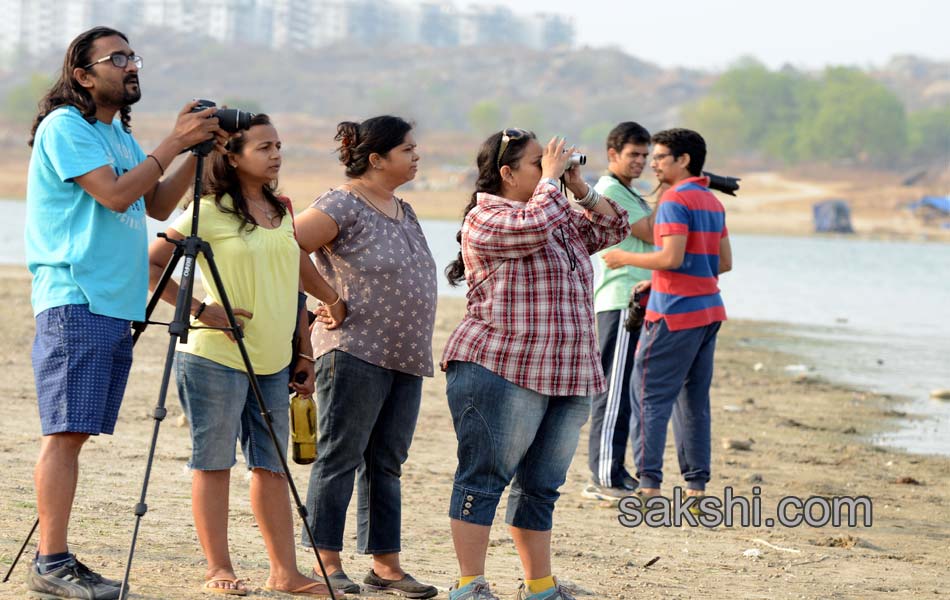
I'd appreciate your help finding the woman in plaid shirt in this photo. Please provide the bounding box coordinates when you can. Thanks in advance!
[441,131,629,600]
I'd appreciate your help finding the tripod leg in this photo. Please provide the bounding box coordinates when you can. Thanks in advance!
[2,518,38,583]
[200,246,337,600]
[119,246,198,600]
[133,240,184,344]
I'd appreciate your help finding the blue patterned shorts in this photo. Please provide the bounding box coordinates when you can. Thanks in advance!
[32,304,133,436]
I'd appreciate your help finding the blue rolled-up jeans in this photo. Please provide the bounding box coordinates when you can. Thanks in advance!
[446,360,590,531]
[302,350,422,554]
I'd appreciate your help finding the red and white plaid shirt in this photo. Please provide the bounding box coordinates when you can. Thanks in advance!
[441,179,629,396]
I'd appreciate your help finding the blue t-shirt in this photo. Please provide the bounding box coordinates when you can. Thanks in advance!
[25,106,148,321]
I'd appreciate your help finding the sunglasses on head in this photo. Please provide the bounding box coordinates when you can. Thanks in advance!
[497,128,529,169]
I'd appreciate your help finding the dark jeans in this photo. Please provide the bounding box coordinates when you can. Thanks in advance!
[302,350,422,554]
[631,319,721,490]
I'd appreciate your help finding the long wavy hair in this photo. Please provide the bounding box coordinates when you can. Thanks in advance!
[202,113,286,232]
[445,129,536,286]
[29,26,132,147]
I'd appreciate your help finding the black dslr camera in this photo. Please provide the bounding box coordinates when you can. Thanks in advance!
[624,288,649,332]
[189,99,254,155]
[702,171,741,196]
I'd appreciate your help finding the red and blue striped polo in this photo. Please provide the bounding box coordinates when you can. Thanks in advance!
[645,176,728,331]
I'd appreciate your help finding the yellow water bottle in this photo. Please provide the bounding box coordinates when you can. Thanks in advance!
[290,392,317,465]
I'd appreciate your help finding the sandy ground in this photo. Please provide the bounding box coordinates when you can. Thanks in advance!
[0,265,948,599]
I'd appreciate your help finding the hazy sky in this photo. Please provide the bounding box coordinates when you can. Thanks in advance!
[412,0,949,70]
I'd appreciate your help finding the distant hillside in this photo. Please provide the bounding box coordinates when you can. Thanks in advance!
[0,30,945,143]
[0,29,709,140]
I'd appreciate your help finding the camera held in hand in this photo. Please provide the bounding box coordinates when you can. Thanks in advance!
[189,99,254,155]
[567,153,586,168]
[624,288,649,332]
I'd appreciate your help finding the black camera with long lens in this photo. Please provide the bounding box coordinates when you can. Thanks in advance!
[189,99,254,155]
[703,171,741,196]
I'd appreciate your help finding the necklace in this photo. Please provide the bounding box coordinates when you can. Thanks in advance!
[248,197,279,226]
[349,183,401,220]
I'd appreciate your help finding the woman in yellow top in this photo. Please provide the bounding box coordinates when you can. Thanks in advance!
[147,114,345,597]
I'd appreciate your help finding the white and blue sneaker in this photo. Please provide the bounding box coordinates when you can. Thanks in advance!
[448,576,499,600]
[515,578,577,600]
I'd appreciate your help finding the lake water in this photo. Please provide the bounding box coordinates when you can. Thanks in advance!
[3,199,948,456]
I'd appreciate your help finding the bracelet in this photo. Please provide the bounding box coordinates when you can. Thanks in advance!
[146,154,165,175]
[326,294,342,308]
[193,301,207,319]
[297,352,316,363]
[577,186,601,210]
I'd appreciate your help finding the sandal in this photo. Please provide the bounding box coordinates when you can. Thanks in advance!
[204,577,248,596]
[264,581,344,598]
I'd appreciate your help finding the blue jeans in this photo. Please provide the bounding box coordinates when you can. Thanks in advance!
[631,319,721,490]
[174,352,290,472]
[302,350,422,554]
[446,361,590,531]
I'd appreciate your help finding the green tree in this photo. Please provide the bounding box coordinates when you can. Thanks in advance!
[907,106,950,162]
[468,100,502,136]
[4,73,52,125]
[796,67,907,165]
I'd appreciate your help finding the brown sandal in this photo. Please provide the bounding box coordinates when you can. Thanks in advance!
[204,577,248,596]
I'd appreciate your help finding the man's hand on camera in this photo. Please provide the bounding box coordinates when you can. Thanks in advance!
[634,280,652,293]
[541,137,571,181]
[171,100,222,153]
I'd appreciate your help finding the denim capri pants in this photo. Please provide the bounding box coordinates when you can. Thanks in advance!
[174,351,290,472]
[446,360,590,531]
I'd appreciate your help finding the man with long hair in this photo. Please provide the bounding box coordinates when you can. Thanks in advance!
[25,26,224,599]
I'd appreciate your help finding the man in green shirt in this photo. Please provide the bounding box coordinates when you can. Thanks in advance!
[584,122,655,501]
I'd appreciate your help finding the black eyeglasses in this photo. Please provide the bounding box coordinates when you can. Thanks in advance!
[497,128,529,169]
[84,53,143,70]
[651,152,674,162]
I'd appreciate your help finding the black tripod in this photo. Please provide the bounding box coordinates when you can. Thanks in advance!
[4,147,337,600]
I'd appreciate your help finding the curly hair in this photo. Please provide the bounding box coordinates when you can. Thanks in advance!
[334,116,413,178]
[29,26,132,147]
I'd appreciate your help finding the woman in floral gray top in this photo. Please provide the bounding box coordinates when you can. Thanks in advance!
[294,116,438,599]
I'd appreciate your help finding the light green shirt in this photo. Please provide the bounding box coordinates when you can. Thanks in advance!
[172,194,299,375]
[592,174,653,313]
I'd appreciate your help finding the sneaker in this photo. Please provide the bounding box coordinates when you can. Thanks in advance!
[514,578,576,600]
[26,557,121,599]
[363,569,437,599]
[581,481,635,502]
[311,568,361,594]
[72,558,122,589]
[449,576,499,600]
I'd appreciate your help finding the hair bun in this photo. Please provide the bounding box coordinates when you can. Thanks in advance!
[335,121,360,165]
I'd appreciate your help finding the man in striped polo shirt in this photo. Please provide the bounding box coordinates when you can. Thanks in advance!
[602,128,732,502]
